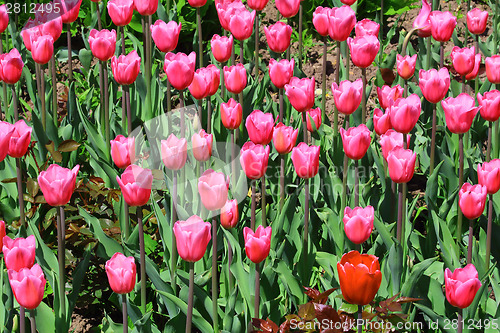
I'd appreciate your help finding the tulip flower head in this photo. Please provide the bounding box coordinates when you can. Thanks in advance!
[442,93,480,134]
[228,8,256,41]
[224,64,247,94]
[340,125,371,160]
[21,19,40,52]
[459,183,487,220]
[0,122,14,162]
[240,141,270,180]
[478,159,500,195]
[291,143,320,179]
[343,206,374,244]
[89,29,117,62]
[192,129,213,162]
[332,79,363,115]
[188,0,207,8]
[0,49,24,85]
[340,0,357,4]
[198,169,229,211]
[0,5,8,34]
[273,123,298,154]
[477,90,500,122]
[111,50,141,85]
[220,199,239,229]
[211,34,233,63]
[467,8,488,35]
[485,56,500,84]
[376,84,403,110]
[328,5,356,42]
[429,11,457,42]
[151,20,181,53]
[355,19,380,37]
[55,0,83,24]
[313,7,331,37]
[161,134,188,170]
[0,221,5,252]
[306,107,322,132]
[8,120,32,158]
[38,164,80,207]
[247,0,269,11]
[419,68,450,104]
[396,54,417,80]
[264,22,292,54]
[285,77,315,112]
[133,0,158,16]
[347,35,380,68]
[110,135,135,169]
[8,264,46,310]
[379,130,410,161]
[107,0,135,27]
[30,34,54,65]
[34,6,63,42]
[164,52,196,91]
[216,0,246,31]
[388,94,422,134]
[105,253,136,294]
[373,108,392,136]
[243,225,272,264]
[413,0,432,37]
[3,235,36,272]
[246,110,275,145]
[465,53,481,80]
[444,264,482,309]
[451,46,476,76]
[221,98,243,130]
[387,147,416,183]
[116,165,153,207]
[269,58,294,89]
[275,0,300,18]
[173,216,211,262]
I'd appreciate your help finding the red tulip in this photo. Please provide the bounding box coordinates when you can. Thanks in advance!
[188,67,211,100]
[164,52,196,90]
[373,108,392,136]
[419,68,450,104]
[340,124,371,160]
[285,77,315,112]
[387,147,416,183]
[111,50,141,85]
[331,79,363,115]
[133,0,158,16]
[188,0,207,8]
[30,34,54,65]
[21,20,39,52]
[485,55,500,84]
[313,7,331,37]
[38,164,79,206]
[269,58,294,89]
[478,159,500,195]
[240,141,270,179]
[105,253,136,294]
[0,5,8,34]
[413,0,432,37]
[207,65,221,96]
[161,134,187,170]
[247,0,269,11]
[2,235,36,272]
[8,120,32,158]
[327,5,356,42]
[55,0,83,24]
[451,46,475,76]
[343,206,374,244]
[221,98,243,130]
[151,20,181,53]
[89,29,117,62]
[116,165,153,207]
[347,35,380,68]
[229,8,256,41]
[275,0,300,18]
[291,142,320,179]
[198,169,229,211]
[465,53,481,80]
[264,22,292,54]
[8,264,46,310]
[224,64,247,94]
[388,94,421,134]
[34,4,63,42]
[0,122,14,162]
[379,130,410,161]
[107,0,135,27]
[306,107,322,132]
[110,135,135,169]
[430,11,457,42]
[478,90,500,122]
[396,54,417,80]
[340,0,356,4]
[174,215,211,262]
[220,199,239,229]
[273,123,298,155]
[355,19,380,37]
[216,1,246,31]
[246,110,275,145]
[244,225,272,264]
[467,8,488,35]
[376,84,403,110]
[444,264,482,309]
[192,129,213,162]
[442,93,480,134]
[337,251,382,305]
[211,34,233,63]
[459,183,487,219]
[0,49,24,85]
[0,221,5,252]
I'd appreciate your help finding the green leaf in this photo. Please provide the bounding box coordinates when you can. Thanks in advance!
[79,206,122,258]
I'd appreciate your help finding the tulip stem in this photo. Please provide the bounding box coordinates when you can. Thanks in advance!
[404,80,408,99]
[426,37,432,70]
[123,202,129,242]
[121,26,126,55]
[440,42,444,69]
[361,68,367,125]
[254,263,260,320]
[261,176,266,227]
[125,85,132,135]
[186,262,194,333]
[167,80,172,114]
[67,24,73,83]
[279,88,284,123]
[495,0,499,51]
[341,117,350,217]
[467,219,473,264]
[227,233,233,294]
[462,76,466,93]
[101,61,110,148]
[196,8,203,69]
[180,91,185,137]
[486,196,493,270]
[251,181,256,230]
[142,17,152,125]
[321,36,327,124]
[0,38,5,115]
[212,218,219,333]
[457,134,464,241]
[380,0,384,62]
[397,183,403,243]
[346,43,350,80]
[96,2,102,30]
[57,206,66,323]
[286,18,291,61]
[298,4,303,69]
[99,61,105,134]
[457,309,463,333]
[171,171,178,296]
[137,207,147,313]
[122,294,128,333]
[20,306,25,333]
[334,41,340,136]
[207,99,212,134]
[429,103,437,175]
[29,310,36,333]
[357,305,363,333]
[231,130,236,190]
[354,160,359,207]
[221,64,226,100]
[254,12,259,77]
[231,39,235,66]
[51,56,58,127]
[197,101,202,129]
[280,155,285,209]
[240,40,244,65]
[15,158,25,227]
[487,121,492,162]
[303,178,310,270]
[302,111,307,143]
[41,65,46,131]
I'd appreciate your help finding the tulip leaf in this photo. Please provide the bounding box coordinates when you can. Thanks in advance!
[79,207,122,258]
[34,301,56,333]
[57,139,81,153]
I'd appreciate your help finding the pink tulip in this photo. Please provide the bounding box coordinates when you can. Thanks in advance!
[192,129,213,162]
[459,183,487,220]
[467,8,488,35]
[396,54,417,80]
[478,90,500,122]
[291,142,320,179]
[161,134,187,170]
[240,141,270,179]
[229,8,256,41]
[451,46,475,76]
[174,215,211,262]
[2,235,36,272]
[246,110,275,145]
[133,0,158,16]
[0,122,14,162]
[0,5,8,34]
[379,130,410,161]
[0,221,5,252]
[164,52,196,90]
[111,50,141,85]
[306,107,322,132]
[216,1,246,31]
[343,206,374,244]
[55,0,83,24]
[8,120,32,158]
[110,135,135,169]
[465,53,481,80]
[38,164,79,206]
[221,98,243,130]
[355,19,380,37]
[30,34,54,65]
[373,108,392,136]
[273,123,298,155]
[478,159,500,195]
[285,77,315,112]
[347,35,380,68]
[206,65,220,96]
[485,55,500,84]
[116,165,153,207]
[442,93,480,134]
[388,94,421,134]
[419,68,450,104]
[328,5,356,42]
[198,169,229,211]
[264,22,292,53]
[188,0,207,8]
[105,253,136,294]
[387,147,416,183]
[21,20,40,52]
[8,264,46,310]
[413,0,431,37]
[429,11,457,42]
[331,79,363,115]
[247,0,269,11]
[224,64,247,94]
[89,29,117,62]
[444,264,482,309]
[188,67,211,100]
[313,7,331,37]
[34,5,63,42]
[151,20,181,53]
[243,225,272,263]
[220,199,239,229]
[275,0,300,18]
[340,0,356,4]
[0,49,24,85]
[211,34,233,63]
[340,124,371,160]
[376,84,403,110]
[269,58,294,89]
[107,0,135,27]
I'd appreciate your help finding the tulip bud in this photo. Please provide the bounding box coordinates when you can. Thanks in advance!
[38,164,80,207]
[477,90,500,122]
[174,216,211,262]
[110,135,135,169]
[216,1,246,31]
[244,226,272,264]
[89,29,117,62]
[269,58,294,89]
[444,264,482,309]
[116,165,153,207]
[111,50,141,86]
[107,0,134,27]
[332,79,363,115]
[105,253,136,294]
[419,68,450,104]
[340,124,371,160]
[306,107,322,132]
[343,206,374,244]
[291,142,320,179]
[221,98,243,130]
[467,8,488,35]
[35,4,63,42]
[161,134,187,170]
[376,84,403,110]
[478,159,500,195]
[285,77,315,113]
[459,183,487,220]
[246,110,275,145]
[396,54,417,80]
[198,169,229,211]
[164,52,196,90]
[220,200,239,229]
[240,141,270,179]
[0,49,24,85]
[2,235,36,272]
[387,147,416,183]
[8,264,46,309]
[211,34,233,63]
[264,22,292,54]
[151,20,181,53]
[188,0,207,8]
[442,93,480,134]
[192,129,213,162]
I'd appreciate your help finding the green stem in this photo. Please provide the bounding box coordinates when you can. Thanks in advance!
[255,12,259,76]
[20,306,25,333]
[440,42,444,69]
[279,88,284,123]
[397,182,403,243]
[485,196,493,270]
[280,155,285,209]
[429,103,437,175]
[29,310,36,333]
[171,171,178,296]
[251,181,256,230]
[240,39,244,65]
[58,206,66,323]
[462,76,466,93]
[426,37,432,70]
[346,43,350,80]
[15,158,25,227]
[467,218,473,264]
[298,4,303,69]
[41,64,46,130]
[354,160,359,207]
[341,116,350,214]
[197,8,203,69]
[143,17,152,122]
[334,41,340,136]
[487,121,492,162]
[123,201,129,242]
[361,68,367,124]
[261,176,266,227]
[122,294,128,333]
[211,218,219,332]
[231,130,236,192]
[51,56,58,127]
[221,64,226,100]
[125,85,132,135]
[96,2,102,30]
[137,207,147,313]
[457,134,464,241]
[254,263,260,320]
[457,309,463,333]
[102,61,110,147]
[0,38,6,115]
[321,36,327,124]
[207,99,212,134]
[186,262,194,333]
[67,24,73,83]
[227,233,233,294]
